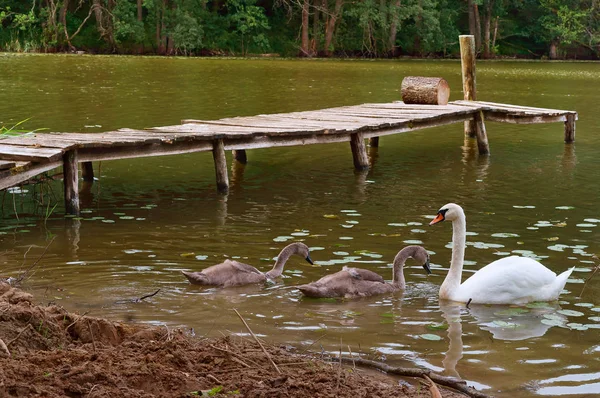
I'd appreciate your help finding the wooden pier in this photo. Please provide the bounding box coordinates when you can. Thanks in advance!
[0,36,578,215]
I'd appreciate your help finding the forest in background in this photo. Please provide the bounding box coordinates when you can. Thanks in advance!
[0,0,598,59]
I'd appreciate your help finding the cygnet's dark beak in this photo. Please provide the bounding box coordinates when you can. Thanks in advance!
[305,255,314,265]
[422,258,432,274]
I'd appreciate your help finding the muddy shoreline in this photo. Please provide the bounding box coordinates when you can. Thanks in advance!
[0,282,472,397]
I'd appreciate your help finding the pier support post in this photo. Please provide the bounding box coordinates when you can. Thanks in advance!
[474,111,490,155]
[212,139,229,193]
[564,114,576,143]
[63,150,80,215]
[232,149,248,164]
[81,161,94,182]
[459,35,477,138]
[350,133,370,170]
[368,137,379,148]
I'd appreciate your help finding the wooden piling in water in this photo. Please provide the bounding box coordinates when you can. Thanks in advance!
[564,114,576,143]
[474,111,490,155]
[81,161,94,182]
[460,35,477,138]
[350,133,369,170]
[232,149,247,164]
[63,150,80,215]
[212,139,229,193]
[368,137,379,148]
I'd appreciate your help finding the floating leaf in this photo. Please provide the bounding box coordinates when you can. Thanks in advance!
[557,309,585,317]
[180,252,195,257]
[380,312,395,318]
[427,322,449,331]
[567,323,589,331]
[555,206,575,210]
[545,237,560,242]
[541,318,566,327]
[101,219,115,223]
[491,233,520,238]
[420,334,442,341]
[323,214,339,219]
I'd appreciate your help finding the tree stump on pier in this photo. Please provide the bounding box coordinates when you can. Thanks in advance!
[401,77,450,105]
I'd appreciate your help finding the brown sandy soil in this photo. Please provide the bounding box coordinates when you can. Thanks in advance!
[0,282,467,398]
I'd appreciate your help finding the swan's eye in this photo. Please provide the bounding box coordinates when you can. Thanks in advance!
[439,209,448,217]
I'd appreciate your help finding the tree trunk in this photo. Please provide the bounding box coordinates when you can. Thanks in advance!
[311,0,320,54]
[413,0,423,55]
[467,0,477,42]
[388,0,402,56]
[549,39,559,59]
[137,0,143,21]
[491,16,499,52]
[482,0,493,58]
[59,0,69,48]
[474,3,482,51]
[324,0,343,56]
[301,0,310,56]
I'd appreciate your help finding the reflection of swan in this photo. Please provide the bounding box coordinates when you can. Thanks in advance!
[297,246,431,298]
[182,243,313,287]
[430,203,574,304]
[440,303,463,378]
[466,302,566,341]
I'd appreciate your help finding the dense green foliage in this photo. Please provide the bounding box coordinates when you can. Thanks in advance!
[0,0,598,58]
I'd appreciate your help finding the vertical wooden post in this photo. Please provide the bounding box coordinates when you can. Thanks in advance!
[232,149,247,164]
[212,139,229,193]
[474,111,490,155]
[81,162,94,182]
[350,133,369,170]
[368,137,379,147]
[460,35,477,138]
[63,150,80,215]
[564,114,576,143]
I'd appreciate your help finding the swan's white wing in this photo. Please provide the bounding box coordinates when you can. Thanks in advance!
[455,256,560,304]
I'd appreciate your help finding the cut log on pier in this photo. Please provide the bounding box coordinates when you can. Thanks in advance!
[401,77,450,105]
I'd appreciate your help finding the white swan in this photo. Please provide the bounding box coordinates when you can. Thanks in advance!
[430,203,574,305]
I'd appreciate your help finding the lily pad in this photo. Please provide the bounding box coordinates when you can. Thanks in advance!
[427,322,449,331]
[494,307,529,316]
[557,309,585,317]
[491,233,520,238]
[492,320,519,328]
[419,334,442,341]
[323,214,339,219]
[541,318,566,327]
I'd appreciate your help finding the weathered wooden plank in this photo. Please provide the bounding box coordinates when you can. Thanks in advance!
[77,140,214,162]
[0,161,60,191]
[464,100,576,115]
[0,160,16,170]
[0,144,64,162]
[265,112,410,124]
[485,112,568,124]
[0,135,77,149]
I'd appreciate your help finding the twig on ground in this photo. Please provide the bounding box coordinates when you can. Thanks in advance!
[335,337,343,392]
[209,344,260,368]
[207,374,223,384]
[335,356,491,398]
[348,345,355,369]
[233,308,281,374]
[6,323,33,347]
[65,311,90,331]
[87,384,98,397]
[423,375,443,398]
[0,338,10,357]
[87,321,97,352]
[163,325,172,342]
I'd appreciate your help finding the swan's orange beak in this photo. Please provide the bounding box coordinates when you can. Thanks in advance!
[429,213,445,225]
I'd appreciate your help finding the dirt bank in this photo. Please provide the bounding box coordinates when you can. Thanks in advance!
[0,282,468,397]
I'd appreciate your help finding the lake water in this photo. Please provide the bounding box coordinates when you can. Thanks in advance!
[1,54,600,396]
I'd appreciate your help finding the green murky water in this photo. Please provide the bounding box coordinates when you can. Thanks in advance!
[1,54,600,396]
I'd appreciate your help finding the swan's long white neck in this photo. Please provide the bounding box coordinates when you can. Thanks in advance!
[440,211,466,300]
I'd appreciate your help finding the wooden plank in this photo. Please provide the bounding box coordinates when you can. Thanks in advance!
[467,100,576,115]
[0,160,61,191]
[485,112,568,124]
[0,144,64,162]
[0,135,77,149]
[0,160,16,170]
[77,140,214,162]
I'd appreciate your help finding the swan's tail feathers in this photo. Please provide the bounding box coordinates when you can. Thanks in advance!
[553,266,575,297]
[182,271,209,285]
[297,284,326,298]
